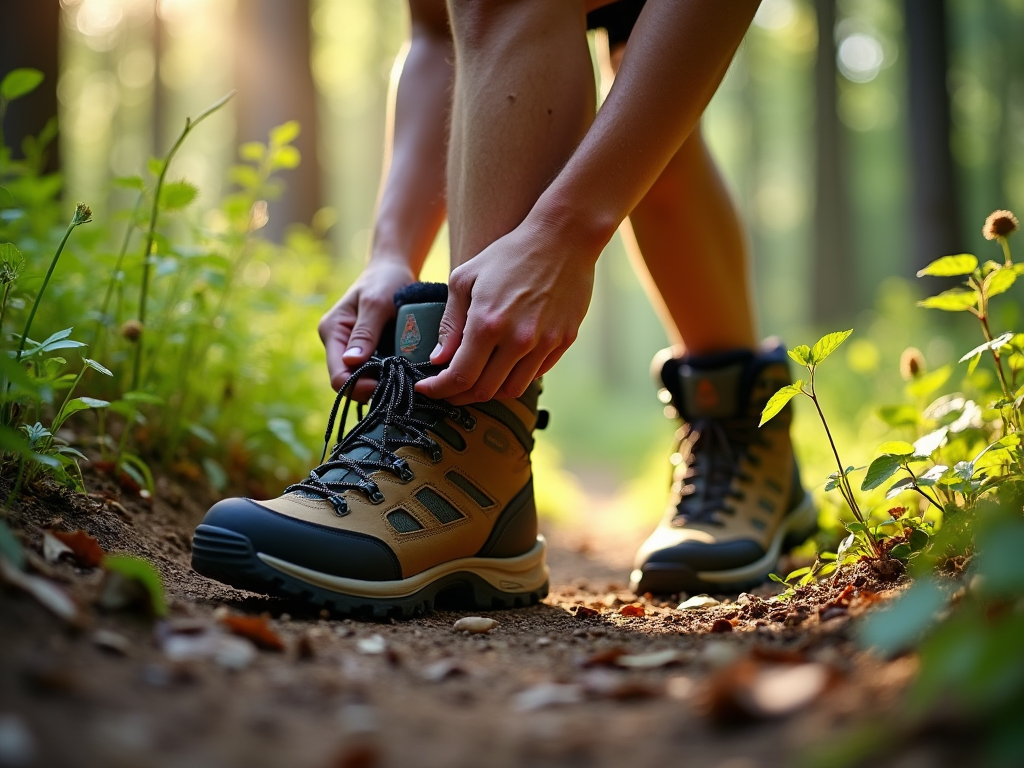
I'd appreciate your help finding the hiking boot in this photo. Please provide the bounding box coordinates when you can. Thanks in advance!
[630,342,817,595]
[192,283,549,617]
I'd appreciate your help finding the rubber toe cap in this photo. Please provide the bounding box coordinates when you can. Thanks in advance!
[641,539,766,572]
[199,497,402,581]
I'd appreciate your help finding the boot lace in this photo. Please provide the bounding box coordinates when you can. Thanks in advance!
[286,356,473,516]
[671,415,765,527]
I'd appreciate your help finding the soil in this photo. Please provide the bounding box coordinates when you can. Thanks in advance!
[0,468,978,768]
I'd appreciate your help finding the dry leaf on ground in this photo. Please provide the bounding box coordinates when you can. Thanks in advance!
[51,530,106,568]
[42,532,73,564]
[219,614,286,651]
[618,603,645,617]
[616,649,681,670]
[0,556,85,626]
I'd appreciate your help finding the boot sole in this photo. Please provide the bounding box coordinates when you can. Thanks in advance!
[630,493,818,595]
[192,525,549,618]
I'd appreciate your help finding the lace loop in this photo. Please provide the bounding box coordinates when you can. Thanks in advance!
[285,356,452,511]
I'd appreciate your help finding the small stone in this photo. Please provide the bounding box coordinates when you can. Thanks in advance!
[513,683,584,712]
[677,594,720,610]
[736,593,754,606]
[92,629,132,656]
[356,634,387,654]
[615,649,680,669]
[452,617,498,634]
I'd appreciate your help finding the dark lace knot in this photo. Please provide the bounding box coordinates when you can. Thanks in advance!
[285,356,459,515]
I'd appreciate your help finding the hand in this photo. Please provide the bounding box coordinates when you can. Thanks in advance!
[318,258,416,400]
[415,218,596,405]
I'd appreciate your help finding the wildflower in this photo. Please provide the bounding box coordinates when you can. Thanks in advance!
[983,210,1018,241]
[899,347,925,380]
[73,202,93,226]
[121,319,144,342]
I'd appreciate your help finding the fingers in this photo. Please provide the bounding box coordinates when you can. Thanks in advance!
[319,304,357,392]
[342,292,395,369]
[416,312,494,402]
[429,272,469,367]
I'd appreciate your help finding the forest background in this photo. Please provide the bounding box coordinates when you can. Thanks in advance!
[1,0,1023,534]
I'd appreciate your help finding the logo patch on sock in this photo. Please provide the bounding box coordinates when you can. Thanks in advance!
[399,313,422,355]
[696,379,720,410]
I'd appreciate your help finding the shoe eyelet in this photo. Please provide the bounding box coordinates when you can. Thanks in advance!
[462,413,477,431]
[430,447,443,463]
[328,496,349,517]
[394,460,414,482]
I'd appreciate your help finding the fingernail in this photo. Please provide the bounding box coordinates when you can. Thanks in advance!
[430,343,442,359]
[343,346,362,358]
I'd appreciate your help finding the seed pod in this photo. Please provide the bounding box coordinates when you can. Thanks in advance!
[452,617,498,634]
[983,209,1019,241]
[121,319,144,342]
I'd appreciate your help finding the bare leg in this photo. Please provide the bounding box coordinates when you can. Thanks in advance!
[606,45,756,355]
[446,0,595,267]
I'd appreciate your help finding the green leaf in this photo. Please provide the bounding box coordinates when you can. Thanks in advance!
[82,358,113,377]
[917,289,978,312]
[0,352,39,394]
[0,186,15,208]
[909,528,929,552]
[959,332,1013,363]
[810,330,853,365]
[56,445,88,461]
[202,457,228,492]
[0,68,44,101]
[889,544,912,561]
[239,142,265,162]
[758,381,803,427]
[905,365,951,400]
[159,180,198,210]
[858,578,946,655]
[916,253,978,278]
[862,454,903,491]
[0,518,26,570]
[269,120,300,146]
[187,423,216,445]
[112,175,145,191]
[885,476,915,499]
[270,145,301,170]
[912,428,948,457]
[836,532,857,560]
[876,441,915,457]
[122,390,164,406]
[59,396,110,422]
[985,267,1017,297]
[877,404,920,428]
[120,453,155,496]
[788,345,811,366]
[147,157,166,178]
[267,417,311,462]
[824,466,856,492]
[102,555,167,617]
[768,573,786,584]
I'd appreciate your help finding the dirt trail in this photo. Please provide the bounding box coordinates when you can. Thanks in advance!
[0,471,947,768]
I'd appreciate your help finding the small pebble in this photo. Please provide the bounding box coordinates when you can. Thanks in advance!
[452,617,498,634]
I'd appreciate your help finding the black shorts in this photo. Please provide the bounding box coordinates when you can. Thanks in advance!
[586,0,647,47]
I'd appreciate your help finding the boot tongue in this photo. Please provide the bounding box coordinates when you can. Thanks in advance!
[394,302,445,363]
[675,351,755,420]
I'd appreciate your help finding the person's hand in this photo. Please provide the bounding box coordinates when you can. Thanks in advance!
[318,258,416,400]
[415,220,596,405]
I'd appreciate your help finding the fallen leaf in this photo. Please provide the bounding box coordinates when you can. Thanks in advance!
[51,529,105,568]
[705,660,832,724]
[93,629,132,656]
[220,614,285,651]
[678,594,721,610]
[616,649,681,669]
[512,683,584,712]
[571,605,599,618]
[618,603,645,617]
[0,556,85,626]
[42,531,73,564]
[581,647,627,668]
[452,616,498,634]
[356,634,387,655]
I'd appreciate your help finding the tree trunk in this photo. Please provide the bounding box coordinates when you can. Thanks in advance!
[235,0,321,239]
[0,0,61,171]
[812,0,854,323]
[904,0,960,273]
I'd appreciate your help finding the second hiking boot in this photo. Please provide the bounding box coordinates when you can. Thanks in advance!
[630,342,817,595]
[192,283,549,617]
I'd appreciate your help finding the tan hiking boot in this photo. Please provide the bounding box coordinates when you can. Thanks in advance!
[192,283,549,617]
[630,342,817,595]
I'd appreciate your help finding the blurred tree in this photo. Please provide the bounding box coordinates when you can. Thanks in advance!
[0,0,60,172]
[812,0,854,323]
[904,0,961,273]
[235,0,322,238]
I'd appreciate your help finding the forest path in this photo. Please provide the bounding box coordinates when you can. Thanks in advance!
[0,470,920,768]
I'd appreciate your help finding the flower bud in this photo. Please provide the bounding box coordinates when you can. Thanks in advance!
[899,347,925,380]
